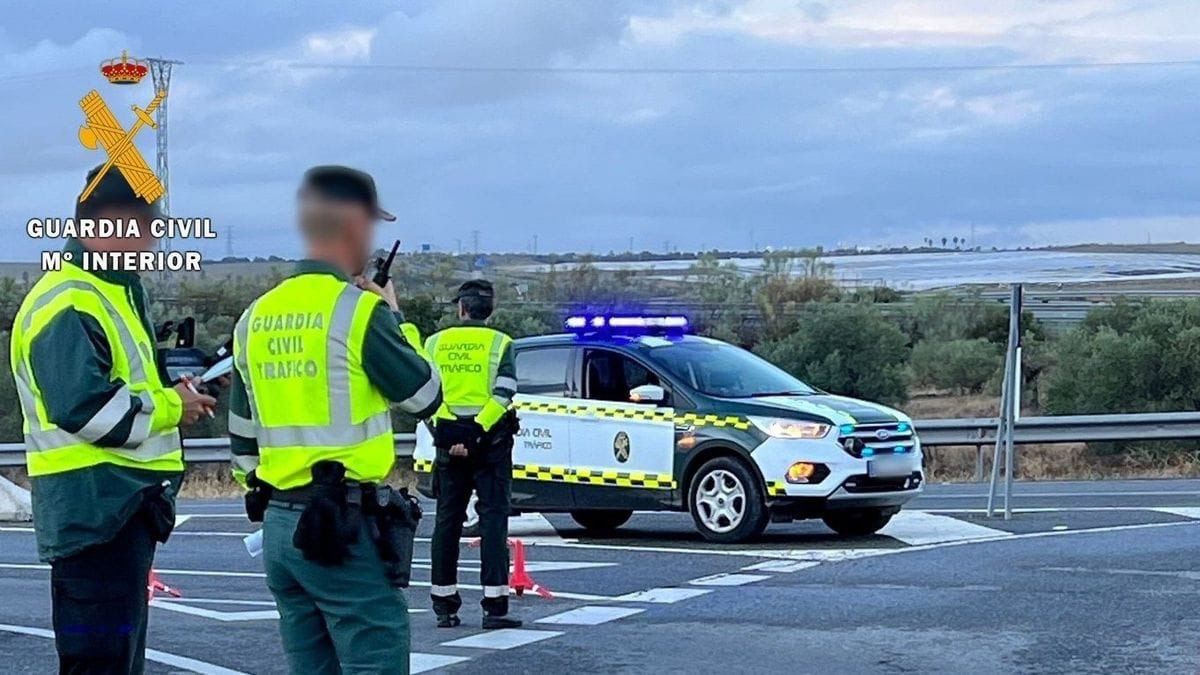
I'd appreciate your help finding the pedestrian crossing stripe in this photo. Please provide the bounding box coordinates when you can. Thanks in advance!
[414,459,675,489]
[514,401,750,430]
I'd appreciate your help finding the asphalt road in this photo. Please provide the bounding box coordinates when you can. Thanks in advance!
[0,479,1197,674]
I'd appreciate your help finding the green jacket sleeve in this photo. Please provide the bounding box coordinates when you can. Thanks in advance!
[227,361,259,486]
[28,309,182,448]
[476,339,516,431]
[362,305,443,418]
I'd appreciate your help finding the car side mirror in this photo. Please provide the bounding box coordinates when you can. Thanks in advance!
[629,384,666,405]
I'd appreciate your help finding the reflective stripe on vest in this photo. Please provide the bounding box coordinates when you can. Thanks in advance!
[236,284,392,449]
[13,272,181,476]
[236,275,395,489]
[427,326,510,420]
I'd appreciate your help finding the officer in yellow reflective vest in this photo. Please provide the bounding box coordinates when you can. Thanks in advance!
[426,279,521,630]
[10,165,215,673]
[228,166,441,675]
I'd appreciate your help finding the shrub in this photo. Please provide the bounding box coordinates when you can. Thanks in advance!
[910,338,1002,393]
[754,303,910,405]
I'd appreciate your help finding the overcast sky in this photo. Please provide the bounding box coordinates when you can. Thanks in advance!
[3,0,1199,259]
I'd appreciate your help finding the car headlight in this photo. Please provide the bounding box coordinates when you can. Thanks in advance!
[749,417,831,439]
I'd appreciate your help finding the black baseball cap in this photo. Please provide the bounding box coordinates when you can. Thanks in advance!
[452,279,494,303]
[75,164,164,219]
[299,165,396,222]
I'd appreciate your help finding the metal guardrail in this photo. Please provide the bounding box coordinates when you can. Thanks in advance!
[2,414,1200,467]
[914,412,1200,447]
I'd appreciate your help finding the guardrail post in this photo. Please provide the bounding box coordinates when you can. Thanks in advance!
[987,283,1022,518]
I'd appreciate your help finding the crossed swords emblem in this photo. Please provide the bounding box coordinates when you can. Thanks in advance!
[77,88,167,204]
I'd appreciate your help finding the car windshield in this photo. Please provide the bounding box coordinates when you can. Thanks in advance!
[641,338,816,398]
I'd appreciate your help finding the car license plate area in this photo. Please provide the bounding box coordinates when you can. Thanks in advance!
[868,455,912,478]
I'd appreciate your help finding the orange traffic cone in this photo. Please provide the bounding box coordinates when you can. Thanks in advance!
[467,537,554,599]
[508,539,553,599]
[147,569,182,601]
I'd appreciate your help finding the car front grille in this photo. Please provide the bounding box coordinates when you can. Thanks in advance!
[839,422,916,458]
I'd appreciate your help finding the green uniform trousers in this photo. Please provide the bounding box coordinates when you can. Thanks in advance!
[263,504,410,675]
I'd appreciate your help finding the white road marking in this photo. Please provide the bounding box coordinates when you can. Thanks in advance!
[441,628,564,650]
[0,623,249,675]
[614,587,711,603]
[1152,507,1200,519]
[1041,566,1200,581]
[174,515,192,527]
[505,513,575,543]
[535,606,645,625]
[410,558,617,573]
[920,490,1200,499]
[688,573,771,587]
[0,559,628,600]
[881,511,1012,546]
[411,653,472,673]
[151,600,280,622]
[742,560,821,573]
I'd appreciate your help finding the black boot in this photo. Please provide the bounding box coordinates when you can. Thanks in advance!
[437,614,461,628]
[482,615,523,630]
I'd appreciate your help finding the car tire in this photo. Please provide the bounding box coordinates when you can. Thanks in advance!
[688,456,769,543]
[570,509,633,533]
[822,508,894,537]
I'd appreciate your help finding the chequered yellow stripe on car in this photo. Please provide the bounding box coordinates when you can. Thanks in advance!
[570,468,676,489]
[766,481,788,497]
[673,412,753,430]
[514,401,750,430]
[414,458,674,489]
[512,464,572,482]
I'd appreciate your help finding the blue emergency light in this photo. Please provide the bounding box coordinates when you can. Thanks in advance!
[565,314,690,334]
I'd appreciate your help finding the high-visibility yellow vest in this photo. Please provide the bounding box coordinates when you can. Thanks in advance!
[426,325,511,428]
[10,265,182,477]
[234,274,393,490]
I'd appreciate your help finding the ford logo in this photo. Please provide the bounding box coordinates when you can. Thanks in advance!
[874,429,891,440]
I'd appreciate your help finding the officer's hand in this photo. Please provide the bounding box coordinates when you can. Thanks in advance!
[448,444,469,458]
[174,379,217,425]
[357,276,399,312]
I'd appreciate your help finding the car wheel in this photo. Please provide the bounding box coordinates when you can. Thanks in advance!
[688,456,768,543]
[822,508,894,537]
[461,492,480,538]
[570,509,633,533]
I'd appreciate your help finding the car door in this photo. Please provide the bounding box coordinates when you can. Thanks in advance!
[511,346,576,509]
[569,347,676,509]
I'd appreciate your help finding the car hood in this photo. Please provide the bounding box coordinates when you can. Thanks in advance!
[747,395,910,427]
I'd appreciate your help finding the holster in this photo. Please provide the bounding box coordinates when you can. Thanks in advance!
[291,461,362,567]
[244,471,272,523]
[365,485,423,588]
[139,479,177,544]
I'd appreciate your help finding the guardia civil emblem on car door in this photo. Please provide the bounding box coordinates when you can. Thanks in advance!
[613,431,631,463]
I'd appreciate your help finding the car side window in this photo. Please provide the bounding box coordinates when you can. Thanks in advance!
[583,349,660,403]
[514,347,572,397]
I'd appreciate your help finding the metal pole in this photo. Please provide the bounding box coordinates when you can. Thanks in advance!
[985,349,1010,516]
[1003,286,1024,519]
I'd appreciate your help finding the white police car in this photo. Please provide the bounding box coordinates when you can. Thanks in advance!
[413,315,924,543]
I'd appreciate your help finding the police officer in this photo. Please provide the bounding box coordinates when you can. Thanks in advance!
[10,165,216,673]
[227,166,442,674]
[427,279,521,630]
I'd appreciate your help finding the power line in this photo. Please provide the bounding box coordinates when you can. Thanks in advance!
[187,58,1200,76]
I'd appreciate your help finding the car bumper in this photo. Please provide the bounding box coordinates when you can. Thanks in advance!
[750,435,925,505]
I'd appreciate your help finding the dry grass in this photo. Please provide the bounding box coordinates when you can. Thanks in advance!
[925,444,1200,483]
